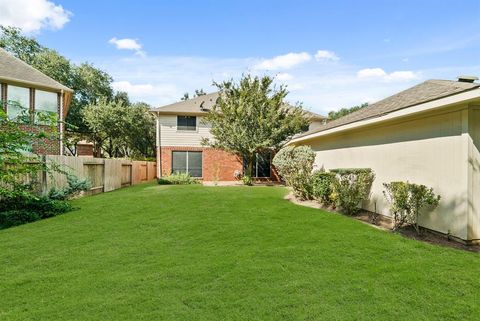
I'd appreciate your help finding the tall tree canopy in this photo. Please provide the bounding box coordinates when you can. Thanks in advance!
[327,103,368,121]
[203,75,309,178]
[180,88,207,101]
[0,26,113,135]
[82,100,155,159]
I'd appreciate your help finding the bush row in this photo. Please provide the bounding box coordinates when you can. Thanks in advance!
[274,146,440,232]
[0,174,90,229]
[158,173,200,185]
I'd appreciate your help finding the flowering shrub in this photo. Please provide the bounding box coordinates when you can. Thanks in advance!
[383,181,440,233]
[272,146,316,200]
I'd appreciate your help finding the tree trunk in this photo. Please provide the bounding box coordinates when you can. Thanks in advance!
[247,154,254,178]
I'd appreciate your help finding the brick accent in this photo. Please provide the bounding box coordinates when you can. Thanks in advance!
[159,146,280,182]
[20,124,60,155]
[76,142,94,157]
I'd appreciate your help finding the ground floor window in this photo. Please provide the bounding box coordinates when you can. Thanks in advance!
[243,151,272,178]
[172,151,202,177]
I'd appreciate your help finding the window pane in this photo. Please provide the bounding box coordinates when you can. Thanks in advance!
[35,90,58,113]
[256,152,271,177]
[6,85,30,120]
[35,90,58,124]
[187,151,202,177]
[172,151,187,174]
[177,116,196,130]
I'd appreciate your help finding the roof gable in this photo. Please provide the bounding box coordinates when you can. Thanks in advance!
[0,48,72,92]
[297,79,480,138]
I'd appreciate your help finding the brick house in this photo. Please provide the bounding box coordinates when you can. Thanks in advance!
[152,92,325,182]
[0,48,73,155]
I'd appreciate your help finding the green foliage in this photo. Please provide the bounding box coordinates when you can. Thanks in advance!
[180,89,206,101]
[272,146,316,200]
[48,173,91,200]
[327,103,368,121]
[383,181,440,233]
[241,173,253,186]
[157,173,200,185]
[311,171,336,206]
[0,107,59,199]
[331,168,375,215]
[0,26,114,143]
[82,99,155,159]
[0,195,72,229]
[203,75,309,183]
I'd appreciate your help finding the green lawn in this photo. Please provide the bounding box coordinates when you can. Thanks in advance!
[1,183,479,320]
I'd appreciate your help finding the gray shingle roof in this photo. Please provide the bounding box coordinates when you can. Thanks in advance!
[0,48,72,92]
[152,91,325,119]
[296,79,480,138]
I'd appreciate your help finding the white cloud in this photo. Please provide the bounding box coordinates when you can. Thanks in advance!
[112,81,154,95]
[91,52,460,114]
[357,68,418,81]
[357,68,388,78]
[108,37,145,56]
[0,0,71,33]
[314,50,339,62]
[276,73,293,81]
[254,52,311,70]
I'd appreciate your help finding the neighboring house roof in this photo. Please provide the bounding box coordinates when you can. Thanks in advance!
[151,91,325,120]
[295,79,480,139]
[0,48,73,92]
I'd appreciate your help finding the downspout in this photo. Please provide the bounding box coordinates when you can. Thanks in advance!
[156,113,162,178]
[59,90,64,155]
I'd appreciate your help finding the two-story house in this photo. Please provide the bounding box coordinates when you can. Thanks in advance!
[0,48,73,155]
[152,92,325,182]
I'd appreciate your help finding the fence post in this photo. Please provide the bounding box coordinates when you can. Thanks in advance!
[41,155,47,195]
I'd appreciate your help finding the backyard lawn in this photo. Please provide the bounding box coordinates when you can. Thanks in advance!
[0,183,479,320]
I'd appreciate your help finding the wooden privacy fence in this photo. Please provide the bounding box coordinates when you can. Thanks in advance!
[42,156,157,195]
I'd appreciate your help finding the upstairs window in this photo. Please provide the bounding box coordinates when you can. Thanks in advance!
[6,85,30,121]
[177,115,196,131]
[35,90,58,124]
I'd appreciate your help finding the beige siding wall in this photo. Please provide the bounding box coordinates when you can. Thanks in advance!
[301,106,471,240]
[159,115,213,147]
[467,106,480,241]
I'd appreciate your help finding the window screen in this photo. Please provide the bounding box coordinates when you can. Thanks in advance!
[172,151,202,177]
[6,85,30,120]
[177,116,196,131]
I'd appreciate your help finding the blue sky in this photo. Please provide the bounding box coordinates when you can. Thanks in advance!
[2,0,480,114]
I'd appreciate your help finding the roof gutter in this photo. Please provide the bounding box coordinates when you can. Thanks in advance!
[0,76,73,93]
[290,88,480,145]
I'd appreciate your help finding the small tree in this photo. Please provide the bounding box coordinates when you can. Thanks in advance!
[272,146,315,200]
[203,75,309,183]
[383,182,440,233]
[0,103,58,199]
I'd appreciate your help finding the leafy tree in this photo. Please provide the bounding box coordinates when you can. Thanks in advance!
[180,88,207,101]
[82,99,155,159]
[0,26,42,64]
[203,75,309,181]
[328,103,368,121]
[113,91,131,106]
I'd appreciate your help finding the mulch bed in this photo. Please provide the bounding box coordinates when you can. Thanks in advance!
[286,193,480,253]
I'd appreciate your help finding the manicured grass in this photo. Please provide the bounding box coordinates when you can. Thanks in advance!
[0,183,479,320]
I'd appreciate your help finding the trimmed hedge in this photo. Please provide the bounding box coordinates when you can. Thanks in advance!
[158,173,200,185]
[331,168,375,215]
[311,171,336,206]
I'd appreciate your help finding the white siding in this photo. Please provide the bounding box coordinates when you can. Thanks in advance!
[159,115,213,147]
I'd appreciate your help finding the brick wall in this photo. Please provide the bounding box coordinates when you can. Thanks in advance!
[159,146,280,182]
[19,124,60,155]
[76,142,94,157]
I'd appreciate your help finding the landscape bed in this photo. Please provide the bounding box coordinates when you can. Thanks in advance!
[0,183,479,320]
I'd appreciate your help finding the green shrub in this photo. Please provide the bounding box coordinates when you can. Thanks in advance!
[272,146,316,200]
[241,174,253,186]
[383,181,440,233]
[157,173,200,185]
[331,168,375,215]
[0,195,73,229]
[0,210,40,228]
[48,173,91,200]
[311,171,336,206]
